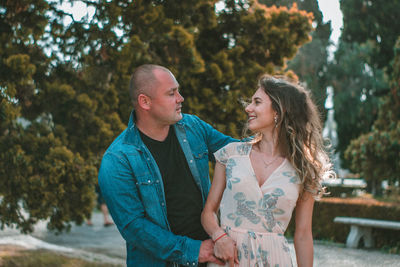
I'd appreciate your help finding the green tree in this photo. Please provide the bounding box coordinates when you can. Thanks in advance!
[1,0,313,232]
[340,0,400,71]
[0,1,98,233]
[80,0,314,136]
[329,41,388,167]
[259,0,332,112]
[329,0,400,169]
[345,37,400,195]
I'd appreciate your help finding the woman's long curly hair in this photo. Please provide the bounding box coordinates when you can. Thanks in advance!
[248,75,335,199]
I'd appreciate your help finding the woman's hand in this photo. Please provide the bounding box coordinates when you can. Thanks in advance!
[214,235,239,267]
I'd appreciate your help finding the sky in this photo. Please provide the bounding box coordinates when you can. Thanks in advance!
[317,0,343,56]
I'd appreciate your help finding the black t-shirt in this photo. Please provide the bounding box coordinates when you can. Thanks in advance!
[139,127,208,241]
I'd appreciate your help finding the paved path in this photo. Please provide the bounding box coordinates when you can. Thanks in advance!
[1,211,400,266]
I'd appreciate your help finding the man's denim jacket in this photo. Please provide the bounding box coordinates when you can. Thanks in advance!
[98,111,235,267]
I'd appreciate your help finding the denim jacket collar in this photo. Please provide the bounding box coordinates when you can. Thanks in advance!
[124,109,186,149]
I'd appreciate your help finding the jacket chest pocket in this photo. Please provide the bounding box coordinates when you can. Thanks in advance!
[192,143,209,159]
[136,176,160,186]
[135,174,160,207]
[193,150,208,160]
[192,146,209,177]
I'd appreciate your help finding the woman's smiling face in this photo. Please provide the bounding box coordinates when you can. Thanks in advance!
[245,88,277,133]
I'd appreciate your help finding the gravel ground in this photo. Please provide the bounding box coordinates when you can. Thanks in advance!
[1,211,399,266]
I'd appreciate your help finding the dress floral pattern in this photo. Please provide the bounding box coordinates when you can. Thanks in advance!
[209,142,301,267]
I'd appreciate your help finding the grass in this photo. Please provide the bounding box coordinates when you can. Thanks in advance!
[0,246,122,267]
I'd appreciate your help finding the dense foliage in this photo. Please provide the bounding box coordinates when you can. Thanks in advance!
[344,38,400,195]
[329,41,388,165]
[330,0,400,174]
[260,0,332,113]
[322,0,400,195]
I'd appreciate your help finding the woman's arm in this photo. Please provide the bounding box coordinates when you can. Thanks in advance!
[201,161,226,237]
[294,191,315,267]
[201,161,238,266]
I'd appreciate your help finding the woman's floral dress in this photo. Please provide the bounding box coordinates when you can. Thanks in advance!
[209,142,301,267]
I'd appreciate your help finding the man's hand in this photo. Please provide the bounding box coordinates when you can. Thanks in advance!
[198,239,225,265]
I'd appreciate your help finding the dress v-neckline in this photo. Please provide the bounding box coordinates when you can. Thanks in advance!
[247,143,286,190]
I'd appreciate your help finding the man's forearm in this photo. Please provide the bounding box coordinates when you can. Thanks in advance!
[119,216,202,265]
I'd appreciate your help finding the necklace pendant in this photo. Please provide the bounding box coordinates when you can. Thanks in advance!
[262,156,279,168]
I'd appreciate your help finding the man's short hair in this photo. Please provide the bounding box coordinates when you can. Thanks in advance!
[129,64,170,107]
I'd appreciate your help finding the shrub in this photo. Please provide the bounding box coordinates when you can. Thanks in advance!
[286,197,400,253]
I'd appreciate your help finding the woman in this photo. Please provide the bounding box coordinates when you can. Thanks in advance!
[201,75,334,267]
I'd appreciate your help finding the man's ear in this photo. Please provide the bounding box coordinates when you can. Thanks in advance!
[138,94,151,110]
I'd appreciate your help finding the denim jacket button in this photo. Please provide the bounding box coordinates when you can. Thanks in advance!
[147,180,151,183]
[183,139,187,142]
[190,160,193,163]
[161,202,165,206]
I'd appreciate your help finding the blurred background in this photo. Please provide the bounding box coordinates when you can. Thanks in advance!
[1,0,399,265]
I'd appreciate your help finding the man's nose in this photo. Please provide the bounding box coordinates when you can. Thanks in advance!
[177,92,184,102]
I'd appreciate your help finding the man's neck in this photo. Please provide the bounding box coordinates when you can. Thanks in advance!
[136,117,171,142]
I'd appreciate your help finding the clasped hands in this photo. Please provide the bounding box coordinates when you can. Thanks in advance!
[212,230,239,267]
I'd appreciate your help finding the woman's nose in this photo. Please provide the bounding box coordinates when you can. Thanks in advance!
[245,104,251,113]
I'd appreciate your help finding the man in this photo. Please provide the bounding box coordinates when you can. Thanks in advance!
[98,64,235,266]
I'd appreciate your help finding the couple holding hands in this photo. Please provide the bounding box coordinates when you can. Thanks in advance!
[98,64,334,267]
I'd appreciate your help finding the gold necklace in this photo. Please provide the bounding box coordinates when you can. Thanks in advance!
[261,155,280,168]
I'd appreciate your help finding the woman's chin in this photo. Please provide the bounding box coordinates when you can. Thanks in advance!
[248,125,257,132]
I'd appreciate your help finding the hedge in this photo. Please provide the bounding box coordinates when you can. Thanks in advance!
[286,197,400,253]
